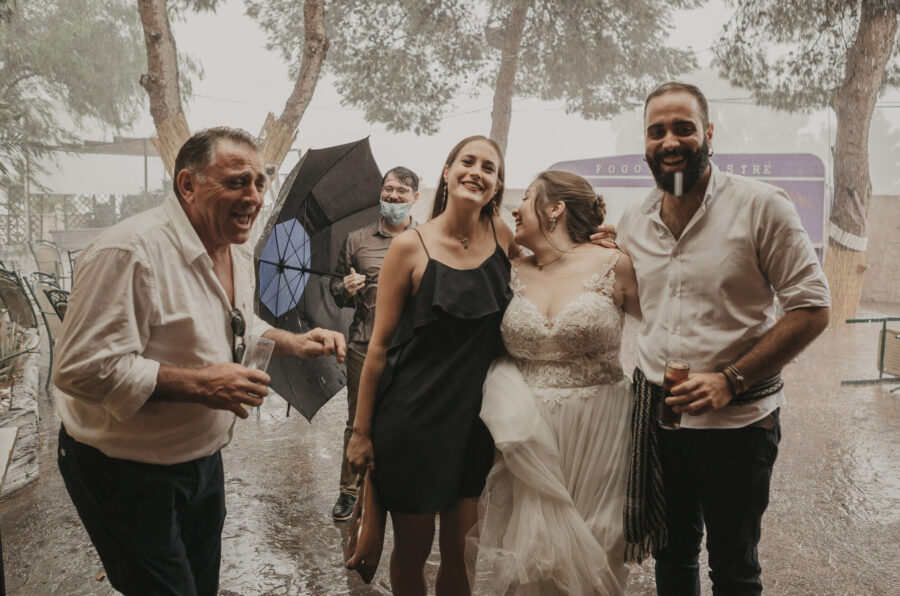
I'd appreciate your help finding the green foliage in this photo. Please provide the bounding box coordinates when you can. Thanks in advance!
[0,1,13,23]
[0,0,147,182]
[514,0,700,119]
[169,0,224,13]
[329,0,486,135]
[713,0,900,111]
[249,0,700,135]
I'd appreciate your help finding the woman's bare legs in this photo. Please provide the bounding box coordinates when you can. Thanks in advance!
[437,498,479,596]
[390,512,436,596]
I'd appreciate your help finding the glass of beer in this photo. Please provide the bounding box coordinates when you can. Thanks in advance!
[659,359,690,430]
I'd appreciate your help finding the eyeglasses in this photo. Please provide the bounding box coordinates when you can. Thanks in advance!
[381,185,412,196]
[230,308,246,363]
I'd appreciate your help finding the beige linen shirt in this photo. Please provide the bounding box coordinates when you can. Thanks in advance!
[53,194,272,464]
[618,164,830,429]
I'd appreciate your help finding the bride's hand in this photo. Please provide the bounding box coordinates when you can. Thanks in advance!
[347,430,374,473]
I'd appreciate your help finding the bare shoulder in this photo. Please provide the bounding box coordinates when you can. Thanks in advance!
[612,249,634,273]
[492,215,516,254]
[579,243,622,270]
[386,228,425,260]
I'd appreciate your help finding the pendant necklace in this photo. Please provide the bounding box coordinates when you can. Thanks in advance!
[445,225,472,249]
[537,252,564,271]
[453,235,470,250]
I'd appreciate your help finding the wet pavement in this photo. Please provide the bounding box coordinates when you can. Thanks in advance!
[2,315,899,595]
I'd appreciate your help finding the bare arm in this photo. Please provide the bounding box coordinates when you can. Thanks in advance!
[494,215,521,259]
[612,251,641,321]
[346,231,420,471]
[670,306,830,415]
[152,363,270,419]
[263,327,346,362]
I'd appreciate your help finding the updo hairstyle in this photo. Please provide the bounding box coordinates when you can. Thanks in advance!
[531,170,606,244]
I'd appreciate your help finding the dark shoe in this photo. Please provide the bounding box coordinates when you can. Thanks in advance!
[332,492,356,521]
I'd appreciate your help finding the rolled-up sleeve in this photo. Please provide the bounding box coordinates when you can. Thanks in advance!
[754,189,831,311]
[52,247,160,422]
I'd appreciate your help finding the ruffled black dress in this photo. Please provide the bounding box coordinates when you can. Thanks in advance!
[372,231,512,513]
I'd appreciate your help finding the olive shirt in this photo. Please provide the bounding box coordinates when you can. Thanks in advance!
[329,219,417,355]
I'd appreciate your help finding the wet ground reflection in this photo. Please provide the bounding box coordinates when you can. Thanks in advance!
[1,315,898,594]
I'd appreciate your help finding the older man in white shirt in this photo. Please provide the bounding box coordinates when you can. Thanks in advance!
[614,83,829,595]
[53,127,345,596]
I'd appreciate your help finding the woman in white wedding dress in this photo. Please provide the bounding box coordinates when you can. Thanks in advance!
[470,171,641,595]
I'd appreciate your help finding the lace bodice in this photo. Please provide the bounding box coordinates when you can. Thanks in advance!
[501,256,625,405]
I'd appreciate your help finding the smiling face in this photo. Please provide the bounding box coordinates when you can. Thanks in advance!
[443,139,502,212]
[380,172,418,205]
[511,181,549,250]
[179,139,266,252]
[644,91,713,195]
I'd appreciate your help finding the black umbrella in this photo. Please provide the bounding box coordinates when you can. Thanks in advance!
[255,138,382,421]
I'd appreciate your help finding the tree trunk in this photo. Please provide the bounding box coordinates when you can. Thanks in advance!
[488,1,529,155]
[258,0,328,170]
[137,0,188,174]
[825,3,898,326]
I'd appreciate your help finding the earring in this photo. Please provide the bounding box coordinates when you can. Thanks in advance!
[443,185,448,205]
[548,216,557,231]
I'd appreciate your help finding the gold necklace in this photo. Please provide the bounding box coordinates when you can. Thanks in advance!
[444,224,473,249]
[536,252,564,271]
[451,234,470,250]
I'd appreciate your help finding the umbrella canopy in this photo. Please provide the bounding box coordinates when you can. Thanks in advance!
[255,138,383,420]
[258,219,310,318]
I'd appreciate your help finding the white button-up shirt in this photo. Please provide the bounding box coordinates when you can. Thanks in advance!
[53,194,272,464]
[618,165,830,428]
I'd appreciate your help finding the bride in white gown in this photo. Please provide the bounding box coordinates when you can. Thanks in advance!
[469,171,641,595]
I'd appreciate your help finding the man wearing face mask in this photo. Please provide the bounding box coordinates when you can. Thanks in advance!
[328,166,419,520]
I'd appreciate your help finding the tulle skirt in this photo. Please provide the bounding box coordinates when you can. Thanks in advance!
[467,357,633,595]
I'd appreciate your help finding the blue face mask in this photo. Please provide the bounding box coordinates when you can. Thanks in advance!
[380,200,411,225]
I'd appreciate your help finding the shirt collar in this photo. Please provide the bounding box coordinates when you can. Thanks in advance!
[163,194,210,265]
[639,163,720,215]
[375,218,417,237]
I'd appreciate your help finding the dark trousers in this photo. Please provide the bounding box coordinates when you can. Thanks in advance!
[653,412,781,596]
[57,426,226,596]
[340,347,365,496]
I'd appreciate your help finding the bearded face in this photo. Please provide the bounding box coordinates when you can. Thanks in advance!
[646,136,710,196]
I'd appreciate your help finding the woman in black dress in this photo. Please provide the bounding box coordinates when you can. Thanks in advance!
[347,136,518,595]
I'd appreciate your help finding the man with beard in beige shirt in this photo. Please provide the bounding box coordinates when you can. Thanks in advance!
[53,127,346,596]
[598,83,829,595]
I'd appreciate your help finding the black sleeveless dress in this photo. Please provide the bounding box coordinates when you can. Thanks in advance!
[372,228,512,513]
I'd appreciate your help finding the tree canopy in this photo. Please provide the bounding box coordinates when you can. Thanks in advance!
[713,0,900,110]
[250,0,701,151]
[713,0,900,322]
[0,0,147,179]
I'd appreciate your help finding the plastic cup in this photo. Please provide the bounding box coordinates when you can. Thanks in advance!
[242,336,275,371]
[241,336,274,409]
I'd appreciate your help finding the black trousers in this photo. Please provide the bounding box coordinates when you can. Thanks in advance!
[57,425,226,596]
[653,411,781,596]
